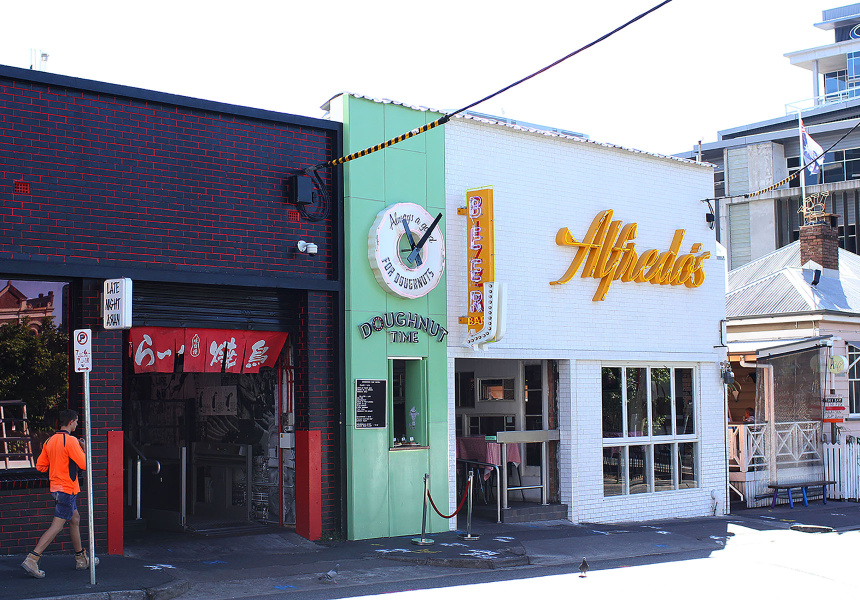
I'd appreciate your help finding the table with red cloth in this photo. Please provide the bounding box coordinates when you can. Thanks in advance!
[456,436,522,480]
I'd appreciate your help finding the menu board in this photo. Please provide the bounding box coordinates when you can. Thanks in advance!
[355,379,386,429]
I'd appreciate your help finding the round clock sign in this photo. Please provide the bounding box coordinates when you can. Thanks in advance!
[368,203,445,299]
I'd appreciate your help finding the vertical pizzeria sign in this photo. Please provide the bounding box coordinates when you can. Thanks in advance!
[458,187,506,348]
[466,188,494,331]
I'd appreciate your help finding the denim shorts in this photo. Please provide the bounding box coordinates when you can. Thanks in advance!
[51,491,77,520]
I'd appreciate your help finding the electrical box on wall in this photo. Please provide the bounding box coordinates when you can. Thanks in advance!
[286,174,314,205]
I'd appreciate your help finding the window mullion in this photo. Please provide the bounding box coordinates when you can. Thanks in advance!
[670,368,676,436]
[647,445,654,493]
[672,442,679,490]
[623,445,629,495]
[646,367,653,439]
[621,367,628,440]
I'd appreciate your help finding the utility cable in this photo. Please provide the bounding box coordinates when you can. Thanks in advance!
[298,0,675,175]
[744,117,860,199]
[290,0,675,220]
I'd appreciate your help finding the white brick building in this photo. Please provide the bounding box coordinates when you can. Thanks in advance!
[445,114,728,524]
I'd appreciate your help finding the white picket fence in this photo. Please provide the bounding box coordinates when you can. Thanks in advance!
[823,441,860,500]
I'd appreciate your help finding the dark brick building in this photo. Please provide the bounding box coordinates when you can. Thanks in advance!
[0,65,343,555]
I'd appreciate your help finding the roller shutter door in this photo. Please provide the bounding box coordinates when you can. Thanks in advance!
[132,281,301,331]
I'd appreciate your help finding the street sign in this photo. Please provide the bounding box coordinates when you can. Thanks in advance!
[824,396,844,423]
[103,278,132,329]
[73,329,92,373]
[73,327,96,583]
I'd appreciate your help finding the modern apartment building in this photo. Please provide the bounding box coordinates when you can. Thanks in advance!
[679,4,860,269]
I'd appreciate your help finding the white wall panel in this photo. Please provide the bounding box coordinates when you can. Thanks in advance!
[445,118,728,524]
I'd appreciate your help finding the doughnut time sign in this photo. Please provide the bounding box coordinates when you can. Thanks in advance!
[368,203,445,299]
[551,209,711,301]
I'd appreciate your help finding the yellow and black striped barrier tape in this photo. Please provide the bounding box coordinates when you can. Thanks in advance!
[293,1,673,179]
[744,170,800,198]
[308,115,450,172]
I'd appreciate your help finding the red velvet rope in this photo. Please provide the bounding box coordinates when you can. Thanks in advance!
[427,477,471,519]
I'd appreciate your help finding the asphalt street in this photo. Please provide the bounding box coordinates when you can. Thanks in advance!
[3,500,859,600]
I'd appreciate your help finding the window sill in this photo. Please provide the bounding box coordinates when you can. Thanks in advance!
[390,445,430,451]
[603,487,699,499]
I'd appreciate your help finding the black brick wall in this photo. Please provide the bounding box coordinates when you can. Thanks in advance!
[0,66,343,554]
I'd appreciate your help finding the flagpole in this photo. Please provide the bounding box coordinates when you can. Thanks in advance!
[797,110,807,207]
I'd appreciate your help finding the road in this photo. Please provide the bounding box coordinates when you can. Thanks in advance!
[195,523,859,600]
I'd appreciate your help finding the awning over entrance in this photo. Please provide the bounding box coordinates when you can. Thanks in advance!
[727,335,834,362]
[130,327,287,373]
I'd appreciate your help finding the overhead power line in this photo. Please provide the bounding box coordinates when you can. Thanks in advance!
[304,0,675,174]
[744,118,860,199]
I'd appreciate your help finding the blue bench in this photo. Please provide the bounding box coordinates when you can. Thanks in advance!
[767,480,835,508]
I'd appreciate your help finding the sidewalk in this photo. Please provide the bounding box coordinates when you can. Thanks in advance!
[3,500,860,600]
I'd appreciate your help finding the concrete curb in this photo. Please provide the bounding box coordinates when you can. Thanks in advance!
[20,592,145,600]
[380,546,529,569]
[145,579,189,600]
[18,579,189,600]
[790,524,834,533]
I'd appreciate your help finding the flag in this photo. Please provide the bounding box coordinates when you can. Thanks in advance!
[800,119,825,176]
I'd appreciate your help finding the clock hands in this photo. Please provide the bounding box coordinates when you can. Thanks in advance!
[401,220,423,267]
[407,212,442,267]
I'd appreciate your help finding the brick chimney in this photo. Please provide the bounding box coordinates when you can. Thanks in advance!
[799,214,839,271]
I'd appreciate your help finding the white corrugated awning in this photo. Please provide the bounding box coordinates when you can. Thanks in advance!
[728,335,834,360]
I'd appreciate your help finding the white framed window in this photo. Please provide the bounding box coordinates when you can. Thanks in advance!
[601,366,698,496]
[849,345,860,417]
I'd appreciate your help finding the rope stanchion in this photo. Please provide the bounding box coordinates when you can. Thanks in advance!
[411,471,480,545]
[412,473,434,546]
[428,474,470,519]
[458,470,479,541]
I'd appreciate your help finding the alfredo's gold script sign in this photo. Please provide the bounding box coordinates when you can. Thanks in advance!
[551,209,710,301]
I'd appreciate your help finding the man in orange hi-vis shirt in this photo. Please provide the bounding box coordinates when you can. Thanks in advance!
[21,409,99,578]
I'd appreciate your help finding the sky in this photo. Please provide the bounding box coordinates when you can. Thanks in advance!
[0,0,847,156]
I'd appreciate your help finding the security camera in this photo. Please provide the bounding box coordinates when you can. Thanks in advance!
[297,240,318,255]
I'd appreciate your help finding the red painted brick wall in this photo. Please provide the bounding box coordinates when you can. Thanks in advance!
[0,66,343,553]
[799,221,839,271]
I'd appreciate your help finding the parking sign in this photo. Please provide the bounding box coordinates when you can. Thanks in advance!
[74,329,92,373]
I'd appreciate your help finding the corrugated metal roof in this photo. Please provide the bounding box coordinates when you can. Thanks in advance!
[456,112,711,167]
[727,241,860,317]
[727,244,799,292]
[727,271,812,316]
[324,92,712,168]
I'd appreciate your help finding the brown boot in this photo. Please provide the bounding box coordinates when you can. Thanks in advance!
[74,549,99,570]
[21,552,45,578]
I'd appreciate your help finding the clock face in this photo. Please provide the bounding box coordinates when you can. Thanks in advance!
[368,203,445,299]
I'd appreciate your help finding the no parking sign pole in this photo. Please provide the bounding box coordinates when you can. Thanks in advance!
[73,329,96,586]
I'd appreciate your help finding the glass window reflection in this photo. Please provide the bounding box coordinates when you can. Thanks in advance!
[602,367,622,438]
[603,446,624,496]
[675,368,695,435]
[651,367,672,436]
[679,443,697,488]
[654,444,673,491]
[628,445,650,494]
[626,368,648,437]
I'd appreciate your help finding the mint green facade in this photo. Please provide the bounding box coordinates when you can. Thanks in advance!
[337,95,449,540]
